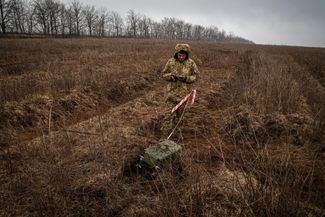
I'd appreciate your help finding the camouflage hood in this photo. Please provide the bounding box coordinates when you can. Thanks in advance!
[174,43,190,60]
[174,43,190,55]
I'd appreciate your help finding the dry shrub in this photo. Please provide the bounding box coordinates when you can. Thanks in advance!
[229,144,325,217]
[232,51,305,114]
[0,88,108,135]
[0,132,112,217]
[220,105,314,147]
[218,50,324,145]
[285,47,325,87]
[215,49,325,216]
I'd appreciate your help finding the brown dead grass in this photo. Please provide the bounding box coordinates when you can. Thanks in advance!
[0,38,324,216]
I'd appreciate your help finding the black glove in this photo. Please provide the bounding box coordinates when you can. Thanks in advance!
[176,75,187,82]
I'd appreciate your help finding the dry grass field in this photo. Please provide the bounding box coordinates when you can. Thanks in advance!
[0,38,324,217]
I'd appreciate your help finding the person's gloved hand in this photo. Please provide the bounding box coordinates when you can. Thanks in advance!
[176,75,187,82]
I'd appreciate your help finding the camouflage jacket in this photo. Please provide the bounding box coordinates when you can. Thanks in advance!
[163,44,199,102]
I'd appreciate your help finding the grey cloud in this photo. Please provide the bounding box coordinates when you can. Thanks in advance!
[74,0,325,47]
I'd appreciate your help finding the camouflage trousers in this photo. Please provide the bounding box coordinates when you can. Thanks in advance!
[160,98,187,139]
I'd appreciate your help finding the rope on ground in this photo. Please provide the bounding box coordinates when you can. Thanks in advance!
[167,98,190,140]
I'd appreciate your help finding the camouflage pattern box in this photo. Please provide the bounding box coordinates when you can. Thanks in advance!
[143,140,182,167]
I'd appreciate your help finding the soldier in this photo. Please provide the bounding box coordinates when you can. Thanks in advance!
[161,43,199,140]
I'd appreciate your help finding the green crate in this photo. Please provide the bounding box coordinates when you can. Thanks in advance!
[143,140,182,167]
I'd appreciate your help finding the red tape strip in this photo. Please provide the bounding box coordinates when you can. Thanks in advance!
[171,89,197,113]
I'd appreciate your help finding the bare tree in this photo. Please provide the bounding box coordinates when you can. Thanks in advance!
[218,29,226,41]
[58,3,66,35]
[202,26,217,41]
[70,0,82,35]
[0,0,14,33]
[226,31,235,41]
[10,0,26,33]
[126,9,139,37]
[138,14,151,38]
[83,5,97,36]
[184,22,192,40]
[149,20,162,38]
[96,8,107,36]
[161,17,177,39]
[26,2,35,33]
[209,26,219,41]
[46,0,61,35]
[33,0,49,34]
[65,6,73,35]
[108,11,123,37]
[0,0,251,43]
[193,24,204,40]
[174,19,185,39]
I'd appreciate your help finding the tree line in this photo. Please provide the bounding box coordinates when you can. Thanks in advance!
[0,0,253,43]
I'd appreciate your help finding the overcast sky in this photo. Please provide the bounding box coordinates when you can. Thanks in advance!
[71,0,325,47]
